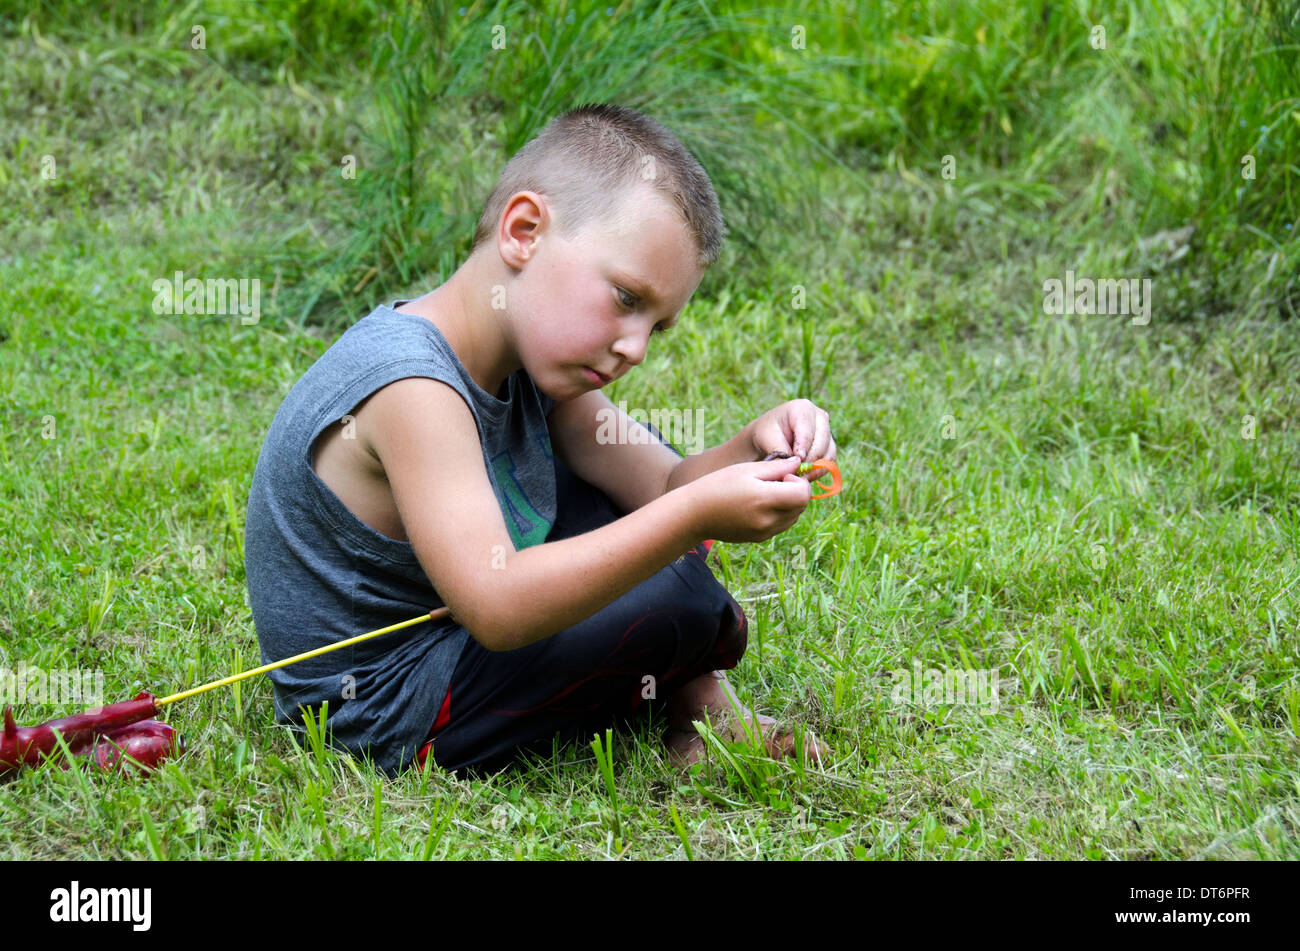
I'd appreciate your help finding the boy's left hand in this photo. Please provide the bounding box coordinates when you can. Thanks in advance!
[747,399,837,479]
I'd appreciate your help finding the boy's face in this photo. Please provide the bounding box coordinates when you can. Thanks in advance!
[502,182,704,400]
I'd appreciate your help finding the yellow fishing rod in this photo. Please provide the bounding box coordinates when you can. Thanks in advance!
[156,606,455,707]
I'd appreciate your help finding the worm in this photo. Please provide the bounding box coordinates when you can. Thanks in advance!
[763,451,842,498]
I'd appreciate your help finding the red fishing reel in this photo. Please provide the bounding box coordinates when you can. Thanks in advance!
[0,692,185,779]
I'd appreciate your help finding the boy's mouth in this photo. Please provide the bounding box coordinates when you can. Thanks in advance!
[584,366,612,385]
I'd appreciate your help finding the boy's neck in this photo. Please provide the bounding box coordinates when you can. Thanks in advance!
[398,252,520,401]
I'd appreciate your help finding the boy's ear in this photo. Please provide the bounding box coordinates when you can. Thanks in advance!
[498,191,549,265]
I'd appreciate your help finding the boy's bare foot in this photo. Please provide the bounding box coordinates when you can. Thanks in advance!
[663,670,829,769]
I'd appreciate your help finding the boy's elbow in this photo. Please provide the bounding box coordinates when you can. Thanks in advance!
[455,607,511,652]
[411,539,518,652]
[456,595,522,652]
[460,553,533,652]
[470,604,536,653]
[468,624,512,653]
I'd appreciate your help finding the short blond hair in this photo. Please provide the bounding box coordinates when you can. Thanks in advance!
[471,103,725,270]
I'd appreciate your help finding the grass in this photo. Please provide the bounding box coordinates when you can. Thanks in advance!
[1,0,1298,859]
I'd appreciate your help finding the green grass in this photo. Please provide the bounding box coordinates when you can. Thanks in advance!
[1,0,1298,859]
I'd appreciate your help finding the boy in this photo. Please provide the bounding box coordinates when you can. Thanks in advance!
[244,103,837,777]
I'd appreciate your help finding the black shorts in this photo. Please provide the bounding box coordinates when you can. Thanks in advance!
[416,425,749,776]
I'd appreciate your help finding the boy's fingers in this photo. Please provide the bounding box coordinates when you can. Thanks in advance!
[781,473,814,502]
[794,419,817,459]
[756,456,801,475]
[811,416,834,462]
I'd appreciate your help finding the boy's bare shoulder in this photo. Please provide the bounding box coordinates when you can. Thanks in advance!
[311,375,489,532]
[361,375,477,449]
[370,377,492,471]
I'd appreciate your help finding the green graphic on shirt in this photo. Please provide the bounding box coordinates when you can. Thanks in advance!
[491,446,553,548]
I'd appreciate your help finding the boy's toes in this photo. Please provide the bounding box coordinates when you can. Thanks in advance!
[736,715,831,765]
[794,730,831,765]
[666,714,832,770]
[754,718,830,765]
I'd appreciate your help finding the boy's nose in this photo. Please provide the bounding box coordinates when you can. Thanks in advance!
[611,331,650,369]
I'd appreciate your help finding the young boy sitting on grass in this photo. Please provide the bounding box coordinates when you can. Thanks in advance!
[244,103,837,778]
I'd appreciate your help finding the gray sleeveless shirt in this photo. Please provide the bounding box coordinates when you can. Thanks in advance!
[243,300,557,774]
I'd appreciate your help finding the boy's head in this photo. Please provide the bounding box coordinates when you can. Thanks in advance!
[465,104,726,397]
[471,103,725,271]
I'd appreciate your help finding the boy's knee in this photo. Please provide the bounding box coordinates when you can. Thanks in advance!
[709,596,747,670]
[666,578,747,670]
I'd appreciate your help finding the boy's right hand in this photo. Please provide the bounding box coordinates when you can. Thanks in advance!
[688,456,811,543]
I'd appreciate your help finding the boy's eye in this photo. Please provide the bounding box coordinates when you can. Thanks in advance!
[652,322,672,336]
[616,287,638,309]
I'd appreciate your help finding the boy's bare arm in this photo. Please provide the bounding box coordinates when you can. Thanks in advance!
[503,455,809,649]
[544,391,682,513]
[664,421,759,492]
[368,378,708,652]
[497,488,704,649]
[546,390,760,511]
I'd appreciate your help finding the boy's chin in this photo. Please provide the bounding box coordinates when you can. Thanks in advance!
[554,383,592,402]
[533,374,576,403]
